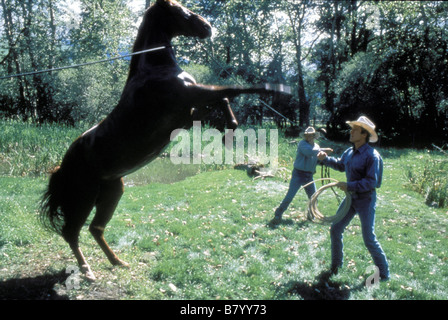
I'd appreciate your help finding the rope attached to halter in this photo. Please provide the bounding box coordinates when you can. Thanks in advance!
[301,178,352,224]
[0,46,169,80]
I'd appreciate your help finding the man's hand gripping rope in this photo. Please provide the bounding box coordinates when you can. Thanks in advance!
[301,178,352,223]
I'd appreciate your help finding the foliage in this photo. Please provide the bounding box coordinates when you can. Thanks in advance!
[0,119,86,176]
[0,0,135,124]
[405,150,448,208]
[313,1,448,147]
[1,1,448,147]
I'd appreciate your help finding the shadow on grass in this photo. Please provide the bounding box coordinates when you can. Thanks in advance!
[283,270,364,300]
[0,269,69,300]
[267,217,312,231]
[267,218,296,229]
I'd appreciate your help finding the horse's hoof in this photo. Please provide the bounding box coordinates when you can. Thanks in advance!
[85,271,97,282]
[80,264,96,282]
[113,259,130,268]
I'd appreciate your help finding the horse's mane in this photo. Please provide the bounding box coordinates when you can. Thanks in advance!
[127,4,159,81]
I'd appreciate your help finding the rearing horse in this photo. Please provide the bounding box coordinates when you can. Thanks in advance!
[40,0,289,281]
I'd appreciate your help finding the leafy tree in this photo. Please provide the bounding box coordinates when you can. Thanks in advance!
[311,0,448,146]
[280,0,317,128]
[334,1,447,146]
[1,0,447,147]
[62,0,136,123]
[0,0,135,124]
[1,0,61,122]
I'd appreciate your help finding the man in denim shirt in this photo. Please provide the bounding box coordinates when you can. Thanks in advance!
[270,127,332,225]
[317,116,390,281]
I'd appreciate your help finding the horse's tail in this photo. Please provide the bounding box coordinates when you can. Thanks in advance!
[40,166,67,235]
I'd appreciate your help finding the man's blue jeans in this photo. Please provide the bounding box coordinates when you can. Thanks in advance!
[275,169,316,218]
[330,191,389,279]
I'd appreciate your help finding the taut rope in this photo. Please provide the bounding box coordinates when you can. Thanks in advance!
[0,46,168,80]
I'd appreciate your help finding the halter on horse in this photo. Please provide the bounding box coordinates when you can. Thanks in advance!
[40,0,290,281]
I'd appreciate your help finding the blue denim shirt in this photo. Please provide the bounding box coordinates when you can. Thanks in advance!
[323,143,383,193]
[293,140,321,173]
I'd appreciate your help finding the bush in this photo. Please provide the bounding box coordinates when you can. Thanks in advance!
[405,152,448,208]
[0,119,84,177]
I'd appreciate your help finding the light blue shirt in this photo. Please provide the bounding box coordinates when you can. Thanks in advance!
[293,140,321,173]
[323,143,383,193]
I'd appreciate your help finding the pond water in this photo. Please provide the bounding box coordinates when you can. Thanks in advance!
[123,157,203,186]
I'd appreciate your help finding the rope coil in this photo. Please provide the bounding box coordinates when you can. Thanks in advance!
[301,178,351,224]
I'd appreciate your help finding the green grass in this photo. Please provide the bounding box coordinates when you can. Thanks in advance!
[0,119,84,176]
[1,120,448,300]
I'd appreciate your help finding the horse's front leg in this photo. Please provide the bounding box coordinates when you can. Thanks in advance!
[184,83,291,104]
[189,98,238,148]
[218,98,238,149]
[190,98,238,130]
[218,98,238,130]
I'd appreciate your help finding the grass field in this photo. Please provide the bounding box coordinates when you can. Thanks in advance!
[0,120,447,300]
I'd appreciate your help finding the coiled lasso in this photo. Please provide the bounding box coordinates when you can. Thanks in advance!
[301,178,352,224]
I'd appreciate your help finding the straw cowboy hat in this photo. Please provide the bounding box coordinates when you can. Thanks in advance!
[300,126,321,139]
[346,116,378,143]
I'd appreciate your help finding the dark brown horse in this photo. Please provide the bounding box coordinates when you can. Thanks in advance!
[40,0,289,281]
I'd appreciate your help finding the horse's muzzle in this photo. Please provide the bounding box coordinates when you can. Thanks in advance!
[196,17,212,39]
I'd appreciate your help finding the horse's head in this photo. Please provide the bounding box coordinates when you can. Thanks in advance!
[127,0,212,80]
[154,0,212,39]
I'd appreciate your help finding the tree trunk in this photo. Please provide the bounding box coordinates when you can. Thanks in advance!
[296,54,310,127]
[22,0,55,122]
[1,0,29,118]
[287,1,311,128]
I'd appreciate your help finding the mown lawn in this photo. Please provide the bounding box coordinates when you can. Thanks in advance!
[1,154,447,300]
[0,120,447,300]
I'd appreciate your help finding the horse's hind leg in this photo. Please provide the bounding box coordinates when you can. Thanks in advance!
[89,178,128,267]
[61,184,98,281]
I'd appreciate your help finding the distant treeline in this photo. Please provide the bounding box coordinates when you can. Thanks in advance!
[1,1,447,147]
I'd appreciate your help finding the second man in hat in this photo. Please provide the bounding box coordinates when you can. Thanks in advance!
[270,127,333,225]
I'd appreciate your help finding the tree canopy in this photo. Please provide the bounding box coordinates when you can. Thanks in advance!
[1,0,447,147]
